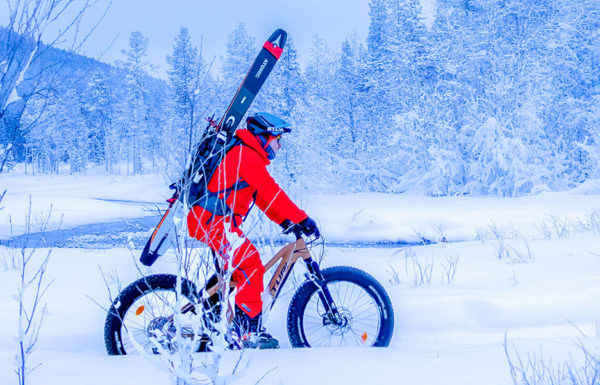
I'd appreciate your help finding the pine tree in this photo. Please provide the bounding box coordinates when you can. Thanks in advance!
[167,27,210,155]
[298,35,340,191]
[120,31,150,175]
[330,36,379,191]
[256,36,306,185]
[386,0,429,110]
[221,24,256,104]
[304,34,335,102]
[81,70,116,171]
[364,0,392,128]
[23,78,89,174]
[334,35,367,156]
[257,36,303,119]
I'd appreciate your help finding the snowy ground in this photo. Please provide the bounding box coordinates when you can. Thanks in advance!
[1,174,600,384]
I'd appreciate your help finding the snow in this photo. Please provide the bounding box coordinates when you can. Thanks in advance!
[1,174,600,384]
[0,174,169,237]
[3,173,599,244]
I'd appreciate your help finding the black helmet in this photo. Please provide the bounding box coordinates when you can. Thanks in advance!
[246,112,291,136]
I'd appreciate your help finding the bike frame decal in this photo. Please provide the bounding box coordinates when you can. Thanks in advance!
[264,239,311,300]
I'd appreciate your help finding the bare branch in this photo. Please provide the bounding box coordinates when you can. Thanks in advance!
[14,196,54,384]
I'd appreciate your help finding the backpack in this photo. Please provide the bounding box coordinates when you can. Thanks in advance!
[179,123,244,216]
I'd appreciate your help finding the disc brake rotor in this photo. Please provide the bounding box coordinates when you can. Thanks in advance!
[323,307,353,335]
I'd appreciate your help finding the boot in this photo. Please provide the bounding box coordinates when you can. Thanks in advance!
[232,306,279,350]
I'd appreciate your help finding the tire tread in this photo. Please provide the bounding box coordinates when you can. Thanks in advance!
[286,266,394,348]
[103,274,196,355]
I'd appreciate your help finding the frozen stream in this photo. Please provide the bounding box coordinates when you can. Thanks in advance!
[0,214,417,249]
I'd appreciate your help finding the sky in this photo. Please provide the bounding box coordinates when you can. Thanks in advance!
[0,0,434,78]
[77,0,375,78]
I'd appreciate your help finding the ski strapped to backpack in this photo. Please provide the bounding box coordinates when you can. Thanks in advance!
[140,29,288,267]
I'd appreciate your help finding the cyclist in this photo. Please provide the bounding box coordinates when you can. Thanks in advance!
[187,112,320,349]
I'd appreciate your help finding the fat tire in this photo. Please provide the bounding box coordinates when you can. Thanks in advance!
[287,266,394,348]
[104,274,198,355]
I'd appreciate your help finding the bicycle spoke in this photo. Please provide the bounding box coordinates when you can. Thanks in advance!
[301,280,382,348]
[119,289,196,354]
[353,305,379,319]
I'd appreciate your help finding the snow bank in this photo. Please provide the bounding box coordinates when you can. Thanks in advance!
[0,174,599,384]
[2,174,599,245]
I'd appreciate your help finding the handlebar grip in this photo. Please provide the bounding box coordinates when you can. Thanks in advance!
[293,227,303,240]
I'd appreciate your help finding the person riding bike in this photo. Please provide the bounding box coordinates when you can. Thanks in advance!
[186,112,320,349]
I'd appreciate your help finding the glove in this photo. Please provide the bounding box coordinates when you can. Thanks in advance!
[299,217,320,238]
[279,219,296,234]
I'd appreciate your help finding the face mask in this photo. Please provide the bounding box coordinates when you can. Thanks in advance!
[266,146,276,160]
[258,135,277,160]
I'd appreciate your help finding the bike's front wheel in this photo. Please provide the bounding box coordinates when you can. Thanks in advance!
[287,266,394,348]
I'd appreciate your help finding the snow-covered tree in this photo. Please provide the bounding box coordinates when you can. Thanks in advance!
[221,24,256,105]
[2,0,599,195]
[0,0,109,173]
[81,71,116,171]
[167,27,213,155]
[292,35,339,191]
[364,0,392,128]
[120,31,151,175]
[255,37,307,186]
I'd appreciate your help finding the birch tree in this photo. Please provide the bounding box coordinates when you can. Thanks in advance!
[0,0,110,173]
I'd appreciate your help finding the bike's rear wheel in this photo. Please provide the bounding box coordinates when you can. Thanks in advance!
[104,274,198,355]
[287,266,394,348]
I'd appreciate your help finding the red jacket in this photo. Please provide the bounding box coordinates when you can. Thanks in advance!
[206,129,307,225]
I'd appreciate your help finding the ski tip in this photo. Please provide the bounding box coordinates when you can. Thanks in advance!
[264,29,287,59]
[268,29,287,49]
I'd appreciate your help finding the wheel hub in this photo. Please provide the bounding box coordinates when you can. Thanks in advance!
[323,308,353,335]
[147,317,176,338]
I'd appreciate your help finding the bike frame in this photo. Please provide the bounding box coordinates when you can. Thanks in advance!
[182,235,342,326]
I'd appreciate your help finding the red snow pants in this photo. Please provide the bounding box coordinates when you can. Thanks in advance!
[187,205,264,318]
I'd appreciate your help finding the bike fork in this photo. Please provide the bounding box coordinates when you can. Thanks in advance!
[304,257,342,323]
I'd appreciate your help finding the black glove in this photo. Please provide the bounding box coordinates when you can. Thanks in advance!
[279,219,296,234]
[299,217,320,238]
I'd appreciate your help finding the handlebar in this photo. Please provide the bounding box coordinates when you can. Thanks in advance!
[281,220,321,241]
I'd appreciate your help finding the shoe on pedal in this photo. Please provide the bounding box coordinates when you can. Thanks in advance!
[234,331,279,350]
[232,306,279,350]
[256,331,279,349]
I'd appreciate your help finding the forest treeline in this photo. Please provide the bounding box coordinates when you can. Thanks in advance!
[1,0,599,196]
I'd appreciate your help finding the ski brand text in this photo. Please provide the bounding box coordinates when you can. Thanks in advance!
[255,58,269,79]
